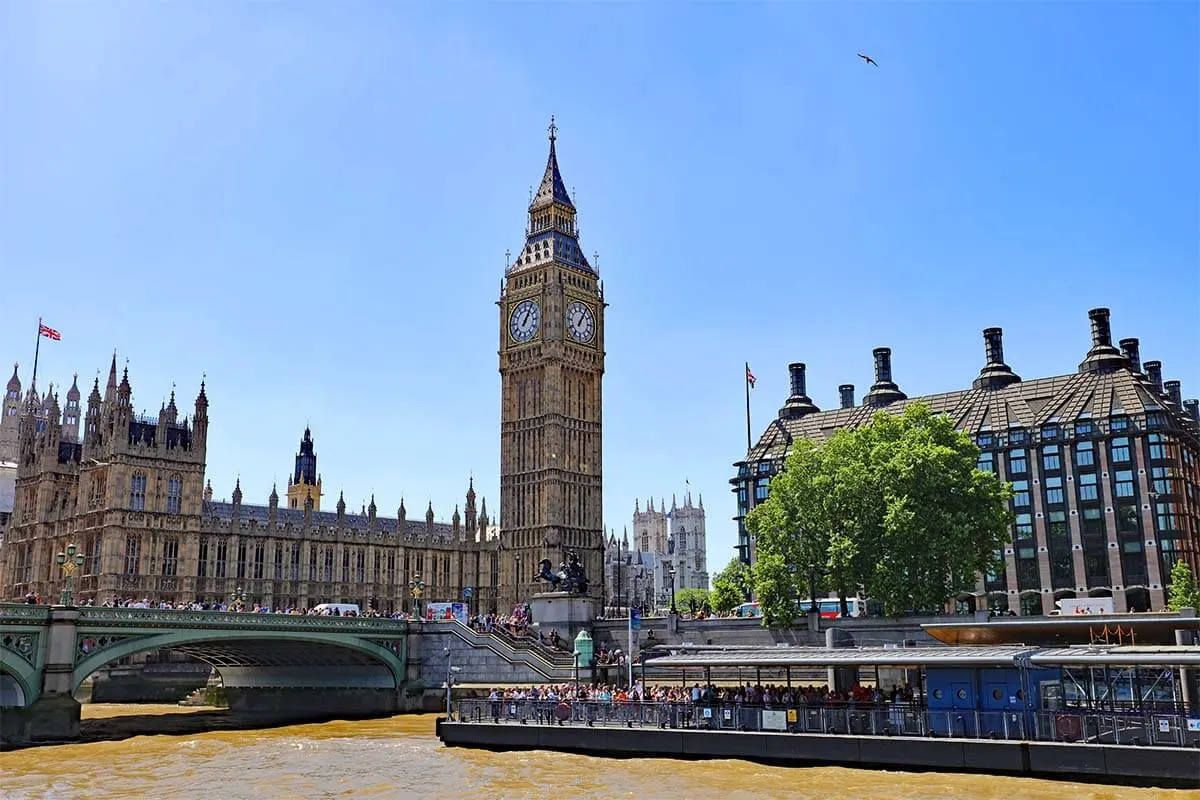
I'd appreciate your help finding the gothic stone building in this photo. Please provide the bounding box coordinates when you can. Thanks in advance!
[496,120,606,610]
[731,308,1200,615]
[604,492,711,614]
[1,357,207,605]
[0,356,503,612]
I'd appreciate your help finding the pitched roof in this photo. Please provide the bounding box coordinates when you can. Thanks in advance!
[746,366,1195,463]
[203,500,458,539]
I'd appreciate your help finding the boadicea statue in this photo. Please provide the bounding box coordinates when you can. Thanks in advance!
[537,551,590,595]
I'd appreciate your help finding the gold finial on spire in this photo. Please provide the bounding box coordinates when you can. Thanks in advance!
[548,115,557,142]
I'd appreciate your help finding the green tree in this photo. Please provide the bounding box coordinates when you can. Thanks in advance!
[745,439,833,626]
[674,587,710,615]
[747,402,1012,620]
[710,558,753,615]
[1167,560,1200,612]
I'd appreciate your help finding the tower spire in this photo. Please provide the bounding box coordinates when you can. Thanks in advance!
[509,117,595,276]
[530,115,574,211]
[104,351,119,402]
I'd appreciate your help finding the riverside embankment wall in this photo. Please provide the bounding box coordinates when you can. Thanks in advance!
[437,720,1200,789]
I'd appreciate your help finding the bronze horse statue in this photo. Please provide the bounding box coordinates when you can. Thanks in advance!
[537,551,589,595]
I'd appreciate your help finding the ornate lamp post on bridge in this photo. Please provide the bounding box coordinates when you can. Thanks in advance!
[55,544,86,607]
[409,575,425,620]
[229,585,245,611]
[667,564,678,615]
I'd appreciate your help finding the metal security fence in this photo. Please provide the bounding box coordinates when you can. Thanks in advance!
[453,698,1200,748]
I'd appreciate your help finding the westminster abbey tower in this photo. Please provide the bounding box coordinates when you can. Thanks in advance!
[498,120,606,609]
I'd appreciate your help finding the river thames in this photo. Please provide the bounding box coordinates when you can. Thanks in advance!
[0,707,1196,800]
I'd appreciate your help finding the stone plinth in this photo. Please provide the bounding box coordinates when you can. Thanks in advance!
[529,592,600,643]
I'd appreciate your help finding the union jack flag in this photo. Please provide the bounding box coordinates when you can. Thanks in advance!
[38,323,61,341]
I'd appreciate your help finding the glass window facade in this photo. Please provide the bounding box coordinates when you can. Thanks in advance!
[732,365,1200,614]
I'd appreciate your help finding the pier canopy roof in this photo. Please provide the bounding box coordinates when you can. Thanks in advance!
[644,645,1033,669]
[1029,645,1200,668]
[922,613,1200,647]
[643,644,1200,670]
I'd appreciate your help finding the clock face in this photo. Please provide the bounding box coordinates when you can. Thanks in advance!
[566,301,596,344]
[509,299,540,343]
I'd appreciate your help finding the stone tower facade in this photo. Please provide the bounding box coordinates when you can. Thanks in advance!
[498,119,606,610]
[0,364,22,464]
[61,375,81,445]
[1,354,208,602]
[668,491,709,592]
[286,427,323,511]
[632,498,669,554]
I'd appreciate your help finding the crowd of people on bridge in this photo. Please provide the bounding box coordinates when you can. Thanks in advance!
[485,681,918,707]
[85,597,423,617]
[469,605,534,638]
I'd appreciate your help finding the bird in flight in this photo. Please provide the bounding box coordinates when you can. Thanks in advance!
[858,52,878,67]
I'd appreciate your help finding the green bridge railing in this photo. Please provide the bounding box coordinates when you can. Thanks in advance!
[0,604,411,633]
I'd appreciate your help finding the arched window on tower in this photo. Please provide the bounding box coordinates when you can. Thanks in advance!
[124,534,141,575]
[162,537,179,577]
[129,473,147,511]
[166,475,183,514]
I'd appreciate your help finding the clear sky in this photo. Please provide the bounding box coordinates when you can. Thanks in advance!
[2,3,1197,574]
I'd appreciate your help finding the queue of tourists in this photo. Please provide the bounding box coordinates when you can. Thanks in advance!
[486,681,918,707]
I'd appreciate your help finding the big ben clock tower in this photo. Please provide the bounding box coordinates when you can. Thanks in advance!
[498,119,605,610]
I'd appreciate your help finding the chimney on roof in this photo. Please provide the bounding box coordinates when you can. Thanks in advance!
[839,384,856,409]
[974,327,1021,390]
[1089,307,1113,348]
[789,363,807,399]
[874,348,893,383]
[865,348,906,408]
[1184,399,1200,424]
[1164,380,1183,408]
[1144,361,1164,395]
[1078,307,1127,373]
[778,363,819,421]
[1118,338,1142,374]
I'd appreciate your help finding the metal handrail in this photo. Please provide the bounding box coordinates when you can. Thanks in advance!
[439,621,577,678]
[452,698,1200,748]
[478,623,575,665]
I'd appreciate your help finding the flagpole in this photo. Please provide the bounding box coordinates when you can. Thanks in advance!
[744,362,752,453]
[31,317,43,397]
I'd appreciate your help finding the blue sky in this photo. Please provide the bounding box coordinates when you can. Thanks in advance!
[2,3,1196,573]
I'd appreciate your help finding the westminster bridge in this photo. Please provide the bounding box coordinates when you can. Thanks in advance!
[0,603,588,745]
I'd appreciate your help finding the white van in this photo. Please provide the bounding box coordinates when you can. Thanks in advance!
[312,603,360,616]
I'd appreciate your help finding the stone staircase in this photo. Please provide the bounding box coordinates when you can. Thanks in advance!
[432,621,580,682]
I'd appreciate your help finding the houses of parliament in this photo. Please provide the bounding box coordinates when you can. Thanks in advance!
[0,121,607,614]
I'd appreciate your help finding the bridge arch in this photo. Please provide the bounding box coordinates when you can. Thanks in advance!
[0,661,36,707]
[72,629,407,697]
